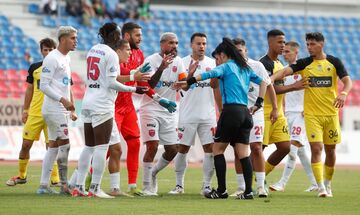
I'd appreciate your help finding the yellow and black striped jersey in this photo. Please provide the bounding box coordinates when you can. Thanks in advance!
[26,61,44,117]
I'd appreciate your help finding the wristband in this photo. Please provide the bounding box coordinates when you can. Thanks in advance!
[130,74,135,81]
[255,97,264,108]
[340,91,348,96]
[186,77,197,86]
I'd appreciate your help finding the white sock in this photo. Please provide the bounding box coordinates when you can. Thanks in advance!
[142,162,153,190]
[109,172,120,190]
[128,183,137,190]
[57,144,70,184]
[91,144,109,187]
[68,168,78,187]
[76,146,95,187]
[236,173,245,191]
[174,153,187,187]
[280,145,298,185]
[40,147,58,186]
[298,146,317,185]
[203,153,214,187]
[152,156,170,176]
[255,172,265,189]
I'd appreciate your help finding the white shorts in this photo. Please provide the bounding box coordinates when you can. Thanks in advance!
[140,113,178,145]
[285,111,306,145]
[43,113,69,141]
[82,110,120,146]
[82,110,113,128]
[178,122,216,146]
[249,110,264,143]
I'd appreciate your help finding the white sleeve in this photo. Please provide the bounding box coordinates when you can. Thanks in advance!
[144,56,156,75]
[106,52,120,77]
[108,76,136,92]
[257,62,271,86]
[40,56,62,101]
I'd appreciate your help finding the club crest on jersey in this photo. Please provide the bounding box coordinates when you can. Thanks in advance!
[149,129,155,137]
[178,132,183,140]
[294,74,299,80]
[172,66,177,73]
[64,128,68,136]
[205,67,211,71]
[317,65,322,71]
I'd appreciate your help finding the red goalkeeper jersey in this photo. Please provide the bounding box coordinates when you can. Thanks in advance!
[115,48,155,114]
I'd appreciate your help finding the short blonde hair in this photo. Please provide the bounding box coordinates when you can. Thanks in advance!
[57,26,77,41]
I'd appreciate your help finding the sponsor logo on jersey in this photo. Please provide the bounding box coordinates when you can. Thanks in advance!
[149,129,155,137]
[178,127,185,132]
[172,66,177,73]
[189,81,211,90]
[42,67,51,73]
[309,76,332,87]
[63,77,70,85]
[89,83,100,88]
[60,124,67,127]
[110,66,116,73]
[147,123,156,128]
[156,80,175,88]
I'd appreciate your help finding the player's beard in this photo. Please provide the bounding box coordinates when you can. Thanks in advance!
[129,38,139,50]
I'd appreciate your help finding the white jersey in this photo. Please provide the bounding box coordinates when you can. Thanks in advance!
[247,58,271,110]
[284,73,304,113]
[41,49,71,114]
[139,53,186,115]
[82,44,120,114]
[179,55,216,124]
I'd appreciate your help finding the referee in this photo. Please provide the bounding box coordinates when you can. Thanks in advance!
[183,38,267,199]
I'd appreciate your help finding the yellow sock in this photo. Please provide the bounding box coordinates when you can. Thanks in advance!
[265,161,275,176]
[50,162,60,183]
[311,162,323,184]
[19,159,29,179]
[324,165,334,181]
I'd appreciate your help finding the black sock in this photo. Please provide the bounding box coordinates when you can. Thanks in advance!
[240,156,253,194]
[214,154,226,193]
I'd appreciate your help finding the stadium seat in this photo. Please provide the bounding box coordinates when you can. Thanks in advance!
[28,3,40,14]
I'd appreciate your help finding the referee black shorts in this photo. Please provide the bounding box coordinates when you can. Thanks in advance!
[214,104,253,145]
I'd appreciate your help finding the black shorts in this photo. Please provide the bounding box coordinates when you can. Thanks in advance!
[214,104,253,145]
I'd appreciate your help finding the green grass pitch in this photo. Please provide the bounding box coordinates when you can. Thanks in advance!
[0,162,359,215]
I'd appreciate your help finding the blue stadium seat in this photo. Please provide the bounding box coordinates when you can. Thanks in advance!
[42,16,56,28]
[28,3,40,14]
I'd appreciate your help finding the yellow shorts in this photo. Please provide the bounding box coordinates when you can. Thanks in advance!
[304,115,341,145]
[22,115,48,143]
[263,116,290,146]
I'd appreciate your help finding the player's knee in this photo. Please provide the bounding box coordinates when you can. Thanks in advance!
[110,145,122,159]
[202,144,213,153]
[250,143,262,155]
